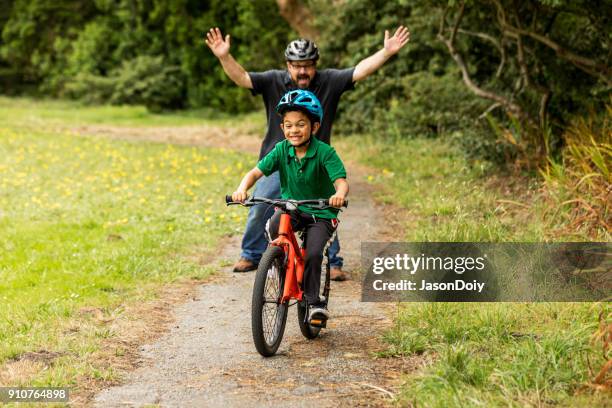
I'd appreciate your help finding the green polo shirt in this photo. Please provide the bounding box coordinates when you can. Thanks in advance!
[257,137,347,219]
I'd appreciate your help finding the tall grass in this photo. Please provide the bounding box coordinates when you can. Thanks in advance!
[541,106,611,241]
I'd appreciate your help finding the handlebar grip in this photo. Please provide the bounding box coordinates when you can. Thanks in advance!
[225,195,233,204]
[324,199,348,208]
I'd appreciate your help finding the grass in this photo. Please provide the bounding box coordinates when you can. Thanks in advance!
[0,96,262,128]
[384,303,610,407]
[336,134,610,407]
[540,106,611,240]
[0,99,256,395]
[336,135,545,242]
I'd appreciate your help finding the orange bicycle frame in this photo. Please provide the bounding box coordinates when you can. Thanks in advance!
[269,212,305,303]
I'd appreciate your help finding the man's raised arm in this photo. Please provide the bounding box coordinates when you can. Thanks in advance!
[352,26,411,82]
[205,27,253,89]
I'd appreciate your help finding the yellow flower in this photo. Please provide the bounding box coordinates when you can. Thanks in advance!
[382,168,394,177]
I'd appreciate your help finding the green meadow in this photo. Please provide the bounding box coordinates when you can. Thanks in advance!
[0,98,255,393]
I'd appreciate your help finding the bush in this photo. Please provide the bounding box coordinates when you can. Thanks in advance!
[66,56,186,111]
[343,70,487,139]
[110,56,186,111]
[0,0,293,112]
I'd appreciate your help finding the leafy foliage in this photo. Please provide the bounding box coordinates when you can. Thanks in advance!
[311,0,610,166]
[0,0,293,111]
[66,55,185,112]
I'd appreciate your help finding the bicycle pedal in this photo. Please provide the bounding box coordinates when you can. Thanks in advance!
[309,318,327,328]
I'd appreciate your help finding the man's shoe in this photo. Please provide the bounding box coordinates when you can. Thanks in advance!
[330,267,348,281]
[233,258,258,272]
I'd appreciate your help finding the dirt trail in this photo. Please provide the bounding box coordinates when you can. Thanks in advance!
[79,124,415,407]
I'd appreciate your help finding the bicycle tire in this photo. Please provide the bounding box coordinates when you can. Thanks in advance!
[251,246,288,357]
[297,301,321,339]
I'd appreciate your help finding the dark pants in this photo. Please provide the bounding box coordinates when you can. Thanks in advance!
[267,209,336,306]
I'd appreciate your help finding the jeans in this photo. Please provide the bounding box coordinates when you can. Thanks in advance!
[240,171,343,267]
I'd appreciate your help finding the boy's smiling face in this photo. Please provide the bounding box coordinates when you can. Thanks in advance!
[280,110,320,147]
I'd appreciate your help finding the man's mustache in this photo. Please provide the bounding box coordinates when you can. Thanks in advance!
[297,75,310,80]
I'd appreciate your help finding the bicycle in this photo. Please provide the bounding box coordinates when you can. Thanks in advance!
[225,195,348,357]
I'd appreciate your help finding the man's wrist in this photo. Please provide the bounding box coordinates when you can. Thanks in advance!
[381,48,394,59]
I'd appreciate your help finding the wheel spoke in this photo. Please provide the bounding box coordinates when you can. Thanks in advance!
[261,261,285,346]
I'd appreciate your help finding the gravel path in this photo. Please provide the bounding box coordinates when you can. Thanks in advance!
[86,125,411,407]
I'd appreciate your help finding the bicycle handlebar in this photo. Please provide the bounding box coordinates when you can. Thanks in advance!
[225,195,348,209]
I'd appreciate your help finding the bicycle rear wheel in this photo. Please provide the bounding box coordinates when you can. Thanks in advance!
[297,246,330,339]
[251,246,288,357]
[297,301,321,339]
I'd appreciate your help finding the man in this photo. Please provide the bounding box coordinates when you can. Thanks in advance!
[205,25,410,280]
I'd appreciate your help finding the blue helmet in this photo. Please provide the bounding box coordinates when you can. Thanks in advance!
[275,89,323,124]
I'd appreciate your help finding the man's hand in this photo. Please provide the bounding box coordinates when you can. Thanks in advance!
[205,27,231,58]
[204,27,253,88]
[353,25,411,82]
[383,26,410,57]
[328,194,345,209]
[232,190,248,203]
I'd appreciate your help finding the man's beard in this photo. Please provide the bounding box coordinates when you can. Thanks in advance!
[297,74,311,88]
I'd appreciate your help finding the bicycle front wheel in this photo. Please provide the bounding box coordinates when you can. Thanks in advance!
[251,246,288,357]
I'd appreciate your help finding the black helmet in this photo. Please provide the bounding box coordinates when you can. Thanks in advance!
[284,39,319,61]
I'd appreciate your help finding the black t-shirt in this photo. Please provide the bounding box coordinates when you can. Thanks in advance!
[248,68,355,159]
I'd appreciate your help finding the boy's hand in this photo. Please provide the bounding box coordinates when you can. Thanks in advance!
[329,194,345,208]
[232,190,248,203]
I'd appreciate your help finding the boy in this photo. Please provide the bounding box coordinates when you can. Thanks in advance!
[231,89,349,322]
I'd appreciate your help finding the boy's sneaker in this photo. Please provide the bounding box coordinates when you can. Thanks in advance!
[233,258,258,272]
[308,304,329,327]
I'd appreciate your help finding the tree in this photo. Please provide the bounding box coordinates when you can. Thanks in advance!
[276,0,318,39]
[312,0,610,166]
